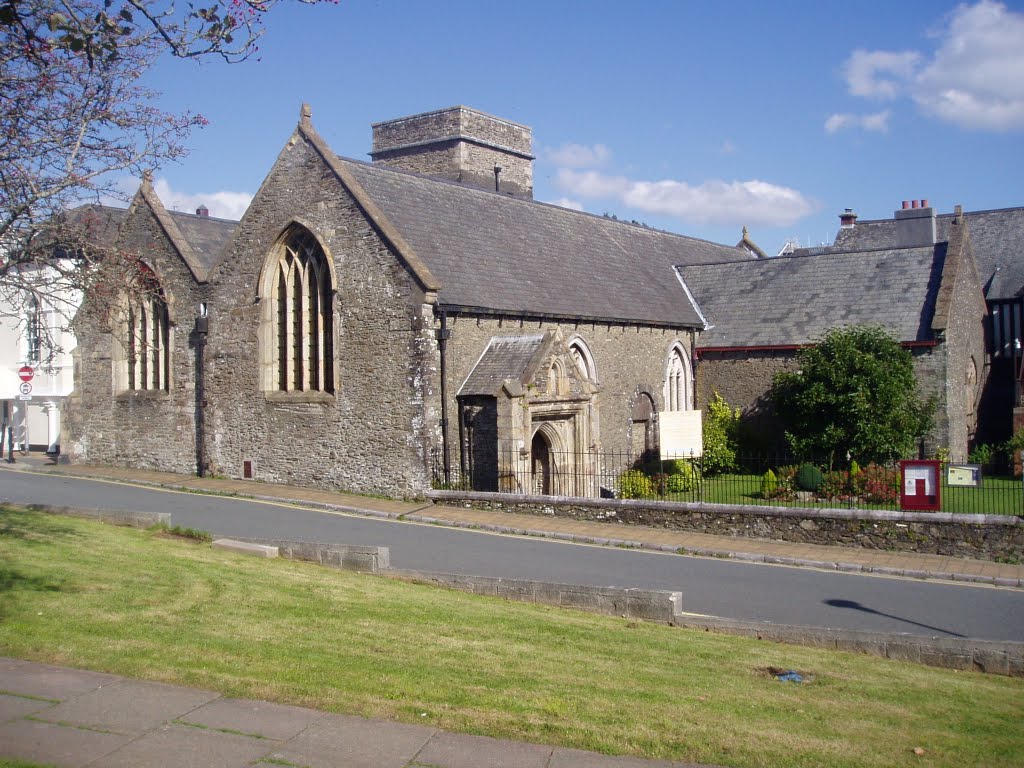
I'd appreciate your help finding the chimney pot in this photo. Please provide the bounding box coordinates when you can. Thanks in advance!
[902,200,911,209]
[921,198,929,208]
[196,205,209,217]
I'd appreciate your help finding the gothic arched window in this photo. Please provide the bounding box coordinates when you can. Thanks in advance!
[664,343,690,411]
[118,267,170,391]
[568,336,598,384]
[264,227,335,393]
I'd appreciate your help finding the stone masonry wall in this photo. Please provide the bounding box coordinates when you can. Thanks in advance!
[66,203,205,474]
[201,131,438,497]
[431,491,1024,563]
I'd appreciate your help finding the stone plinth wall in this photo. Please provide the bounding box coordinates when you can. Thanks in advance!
[389,570,682,623]
[427,491,1024,562]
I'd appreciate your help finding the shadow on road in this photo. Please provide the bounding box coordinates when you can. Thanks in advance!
[824,598,965,637]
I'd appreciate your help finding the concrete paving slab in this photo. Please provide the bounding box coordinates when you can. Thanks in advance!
[0,656,117,699]
[549,747,684,767]
[0,716,133,767]
[268,712,435,768]
[181,696,326,740]
[89,722,273,768]
[413,731,552,768]
[0,691,55,721]
[37,678,219,735]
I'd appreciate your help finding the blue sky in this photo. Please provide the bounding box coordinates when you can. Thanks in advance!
[138,0,1024,256]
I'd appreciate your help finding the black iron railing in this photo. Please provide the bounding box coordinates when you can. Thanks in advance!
[430,447,1022,516]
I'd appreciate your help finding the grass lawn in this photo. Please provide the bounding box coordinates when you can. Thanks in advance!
[658,473,1023,515]
[1,506,1022,768]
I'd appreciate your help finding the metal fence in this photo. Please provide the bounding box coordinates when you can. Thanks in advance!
[431,447,1023,516]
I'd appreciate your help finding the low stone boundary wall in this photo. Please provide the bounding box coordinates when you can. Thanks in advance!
[426,491,1024,562]
[229,537,389,573]
[389,570,682,623]
[675,615,1024,676]
[28,504,170,529]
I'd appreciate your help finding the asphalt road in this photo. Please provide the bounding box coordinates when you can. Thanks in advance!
[2,469,1022,642]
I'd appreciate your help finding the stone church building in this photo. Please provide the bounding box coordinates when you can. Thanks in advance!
[67,105,764,496]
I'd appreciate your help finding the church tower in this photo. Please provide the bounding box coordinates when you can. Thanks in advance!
[370,106,534,199]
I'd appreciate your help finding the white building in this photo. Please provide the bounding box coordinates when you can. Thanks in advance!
[0,264,79,455]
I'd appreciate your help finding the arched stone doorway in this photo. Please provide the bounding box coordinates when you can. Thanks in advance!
[531,430,552,494]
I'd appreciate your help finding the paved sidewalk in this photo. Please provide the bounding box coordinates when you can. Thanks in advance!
[0,657,715,768]
[11,456,1023,589]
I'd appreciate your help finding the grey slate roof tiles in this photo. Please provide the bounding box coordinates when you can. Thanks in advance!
[458,334,546,396]
[342,158,750,327]
[834,207,1024,301]
[166,211,237,276]
[679,245,944,348]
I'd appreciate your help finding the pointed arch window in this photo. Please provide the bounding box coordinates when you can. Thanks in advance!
[664,344,691,411]
[265,228,335,393]
[568,336,598,384]
[121,268,170,391]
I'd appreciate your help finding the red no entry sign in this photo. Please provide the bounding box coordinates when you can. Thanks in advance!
[18,366,34,382]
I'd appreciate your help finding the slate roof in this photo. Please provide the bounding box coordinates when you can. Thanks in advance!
[458,334,545,396]
[834,207,1024,300]
[342,158,751,327]
[679,245,945,348]
[164,210,237,276]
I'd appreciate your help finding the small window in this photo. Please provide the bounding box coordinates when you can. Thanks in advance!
[568,336,598,383]
[664,343,690,411]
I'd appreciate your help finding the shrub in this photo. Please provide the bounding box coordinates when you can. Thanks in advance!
[968,443,998,465]
[849,459,861,477]
[701,392,740,475]
[795,463,824,492]
[772,464,799,499]
[859,463,898,504]
[617,469,654,499]
[759,469,778,499]
[819,470,851,500]
[664,459,699,494]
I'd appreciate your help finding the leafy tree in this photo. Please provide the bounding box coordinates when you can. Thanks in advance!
[701,392,740,475]
[0,0,324,355]
[770,325,935,466]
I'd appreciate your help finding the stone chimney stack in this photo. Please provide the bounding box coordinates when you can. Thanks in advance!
[894,198,936,247]
[195,205,209,217]
[839,208,858,229]
[370,106,534,199]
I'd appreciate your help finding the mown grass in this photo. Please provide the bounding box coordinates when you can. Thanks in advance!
[660,473,1022,515]
[1,506,1022,767]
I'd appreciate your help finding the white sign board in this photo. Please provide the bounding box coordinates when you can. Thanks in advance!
[659,410,703,460]
[903,465,935,495]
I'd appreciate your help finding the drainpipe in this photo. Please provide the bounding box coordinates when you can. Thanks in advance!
[194,303,208,477]
[437,310,451,485]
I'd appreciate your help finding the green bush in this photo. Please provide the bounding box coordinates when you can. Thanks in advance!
[968,443,998,465]
[701,392,740,475]
[819,470,851,500]
[664,460,699,493]
[759,469,778,498]
[617,469,654,499]
[849,459,861,477]
[795,463,824,492]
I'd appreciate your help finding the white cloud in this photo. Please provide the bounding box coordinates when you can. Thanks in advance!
[843,50,920,100]
[555,169,814,227]
[914,0,1024,131]
[545,143,611,168]
[153,179,252,220]
[839,1,1024,131]
[719,140,737,155]
[549,197,585,211]
[824,110,891,134]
